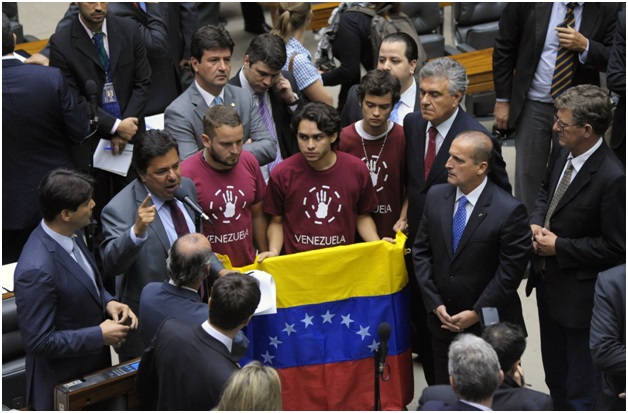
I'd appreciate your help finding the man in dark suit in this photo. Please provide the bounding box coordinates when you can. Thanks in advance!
[341,32,420,128]
[590,264,626,411]
[493,2,622,214]
[607,9,625,166]
[420,323,553,410]
[14,169,137,411]
[404,57,511,385]
[165,25,275,163]
[48,2,152,219]
[136,273,261,410]
[421,334,502,411]
[527,85,625,410]
[229,33,303,181]
[2,14,88,264]
[100,130,227,361]
[413,131,530,384]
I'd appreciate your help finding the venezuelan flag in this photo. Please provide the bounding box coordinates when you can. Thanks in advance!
[232,232,414,410]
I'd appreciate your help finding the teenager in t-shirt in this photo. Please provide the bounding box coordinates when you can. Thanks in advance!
[182,105,268,267]
[258,103,391,260]
[338,69,408,239]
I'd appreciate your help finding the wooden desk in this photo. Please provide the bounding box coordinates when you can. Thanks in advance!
[446,48,494,94]
[308,2,340,31]
[14,38,47,57]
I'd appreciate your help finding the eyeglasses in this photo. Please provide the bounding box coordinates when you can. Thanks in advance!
[553,114,580,132]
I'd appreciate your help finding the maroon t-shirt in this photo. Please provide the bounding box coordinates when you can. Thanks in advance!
[182,151,266,266]
[264,151,378,254]
[339,122,406,238]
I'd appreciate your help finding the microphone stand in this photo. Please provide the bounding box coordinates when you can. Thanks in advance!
[85,95,99,255]
[374,347,382,411]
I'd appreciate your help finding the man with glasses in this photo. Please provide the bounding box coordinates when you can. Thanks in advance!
[229,34,303,182]
[527,84,625,410]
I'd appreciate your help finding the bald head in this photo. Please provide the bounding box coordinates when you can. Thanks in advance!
[167,233,214,288]
[446,131,494,194]
[456,131,494,171]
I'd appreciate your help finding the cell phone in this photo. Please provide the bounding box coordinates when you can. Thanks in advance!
[481,307,500,327]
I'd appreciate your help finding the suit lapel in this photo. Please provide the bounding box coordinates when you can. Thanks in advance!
[134,182,171,252]
[105,18,122,77]
[72,18,104,72]
[412,119,428,185]
[579,3,600,40]
[440,187,456,259]
[453,182,492,260]
[534,4,553,59]
[190,83,210,124]
[223,84,238,110]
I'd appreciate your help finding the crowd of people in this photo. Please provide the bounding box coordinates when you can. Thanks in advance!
[3,2,625,411]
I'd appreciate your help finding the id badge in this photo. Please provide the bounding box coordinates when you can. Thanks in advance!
[102,82,118,104]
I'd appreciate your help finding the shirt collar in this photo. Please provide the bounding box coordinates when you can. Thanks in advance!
[398,78,416,109]
[195,79,225,107]
[569,137,603,174]
[202,320,233,353]
[429,107,459,139]
[168,279,199,293]
[239,67,256,97]
[460,400,492,411]
[40,220,74,255]
[78,15,108,39]
[456,176,488,205]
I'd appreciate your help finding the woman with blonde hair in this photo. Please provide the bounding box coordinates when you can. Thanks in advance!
[216,361,282,410]
[272,2,333,106]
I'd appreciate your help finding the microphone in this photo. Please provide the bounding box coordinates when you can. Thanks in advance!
[173,187,211,222]
[85,80,99,124]
[377,322,391,375]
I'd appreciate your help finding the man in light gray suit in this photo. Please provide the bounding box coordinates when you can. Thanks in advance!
[165,25,276,162]
[100,130,227,361]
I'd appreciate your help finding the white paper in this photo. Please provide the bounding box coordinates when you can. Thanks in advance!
[247,270,277,316]
[2,262,17,294]
[145,113,165,130]
[93,139,134,177]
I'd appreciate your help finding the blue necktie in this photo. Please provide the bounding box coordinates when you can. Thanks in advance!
[452,196,468,252]
[389,100,402,125]
[213,96,224,106]
[257,93,282,172]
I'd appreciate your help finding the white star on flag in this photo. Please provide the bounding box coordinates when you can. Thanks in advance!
[368,339,380,352]
[282,322,296,336]
[340,314,354,328]
[269,336,283,349]
[321,310,335,324]
[356,325,371,340]
[261,351,275,364]
[301,313,314,328]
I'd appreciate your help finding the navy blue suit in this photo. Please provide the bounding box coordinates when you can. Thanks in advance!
[14,225,114,411]
[2,58,87,263]
[421,400,482,411]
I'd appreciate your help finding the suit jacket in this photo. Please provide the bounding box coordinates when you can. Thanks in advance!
[404,109,511,242]
[340,82,421,128]
[14,225,113,410]
[591,264,626,411]
[229,69,303,159]
[413,181,531,335]
[420,383,553,411]
[607,10,626,154]
[49,14,151,162]
[164,82,276,163]
[421,400,482,411]
[527,143,625,329]
[493,3,621,129]
[99,177,224,358]
[136,318,239,410]
[2,59,87,231]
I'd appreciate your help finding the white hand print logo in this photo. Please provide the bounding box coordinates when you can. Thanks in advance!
[304,185,342,225]
[222,190,238,218]
[366,159,381,187]
[363,155,389,192]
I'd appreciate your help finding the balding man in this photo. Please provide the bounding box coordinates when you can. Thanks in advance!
[413,131,531,384]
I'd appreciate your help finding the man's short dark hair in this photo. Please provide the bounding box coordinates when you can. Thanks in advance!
[555,84,613,137]
[292,102,341,139]
[209,273,261,331]
[2,13,14,55]
[381,32,418,62]
[245,34,287,71]
[356,69,401,105]
[167,234,214,287]
[132,129,179,175]
[482,322,527,374]
[203,105,243,138]
[38,169,95,222]
[191,25,235,61]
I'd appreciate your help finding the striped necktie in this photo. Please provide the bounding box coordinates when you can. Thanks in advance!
[257,93,282,172]
[550,3,577,100]
[544,159,574,229]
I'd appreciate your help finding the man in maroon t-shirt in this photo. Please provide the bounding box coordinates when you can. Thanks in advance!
[339,69,407,239]
[182,105,268,267]
[259,103,384,260]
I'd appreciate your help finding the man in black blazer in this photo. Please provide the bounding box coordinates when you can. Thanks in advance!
[607,9,625,166]
[228,33,303,181]
[2,14,88,263]
[136,273,261,410]
[404,57,511,385]
[590,264,626,411]
[413,131,530,384]
[493,2,622,214]
[527,85,625,410]
[49,2,152,218]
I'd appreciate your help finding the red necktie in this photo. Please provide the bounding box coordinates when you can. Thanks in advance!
[424,126,437,180]
[166,200,190,238]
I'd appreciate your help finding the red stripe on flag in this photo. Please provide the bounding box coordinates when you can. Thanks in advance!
[278,349,414,410]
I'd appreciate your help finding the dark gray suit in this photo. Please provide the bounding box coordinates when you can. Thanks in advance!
[100,177,224,359]
[164,82,276,162]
